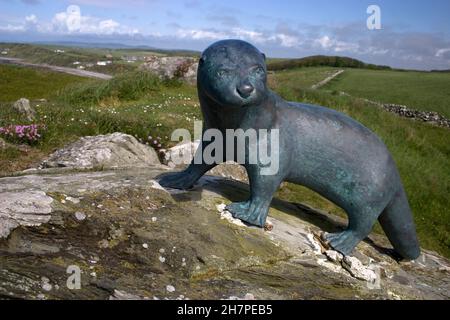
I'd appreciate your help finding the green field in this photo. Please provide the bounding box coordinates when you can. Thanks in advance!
[322,68,450,118]
[0,64,88,102]
[0,61,449,259]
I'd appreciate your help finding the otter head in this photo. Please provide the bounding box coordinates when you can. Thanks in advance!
[198,39,268,108]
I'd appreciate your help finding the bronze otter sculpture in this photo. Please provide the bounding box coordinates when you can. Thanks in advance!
[159,39,420,260]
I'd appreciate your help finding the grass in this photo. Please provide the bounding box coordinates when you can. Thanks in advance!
[322,68,450,118]
[58,71,170,105]
[0,64,448,259]
[0,64,88,102]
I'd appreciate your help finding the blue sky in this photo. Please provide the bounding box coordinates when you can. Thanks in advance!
[1,0,450,70]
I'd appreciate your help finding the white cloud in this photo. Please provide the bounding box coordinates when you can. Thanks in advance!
[0,5,138,36]
[232,28,267,43]
[436,48,450,57]
[314,35,359,53]
[315,35,333,49]
[25,14,37,24]
[0,24,26,32]
[175,27,301,48]
[274,34,301,48]
[50,6,137,35]
[176,29,227,41]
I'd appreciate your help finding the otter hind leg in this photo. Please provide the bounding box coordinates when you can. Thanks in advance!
[324,207,382,255]
[378,187,420,260]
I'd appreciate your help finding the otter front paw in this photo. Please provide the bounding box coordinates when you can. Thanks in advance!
[158,171,195,190]
[226,200,268,227]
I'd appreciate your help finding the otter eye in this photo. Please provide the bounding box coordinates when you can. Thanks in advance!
[217,69,229,77]
[254,66,265,75]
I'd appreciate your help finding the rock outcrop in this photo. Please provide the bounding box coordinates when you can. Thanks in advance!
[382,104,450,128]
[39,133,161,169]
[139,56,198,84]
[338,91,450,129]
[12,98,36,121]
[0,135,449,300]
[160,141,248,183]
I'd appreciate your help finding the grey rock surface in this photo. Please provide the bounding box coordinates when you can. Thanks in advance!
[0,190,53,239]
[40,133,161,169]
[139,56,198,84]
[12,98,35,121]
[161,141,248,183]
[0,165,449,300]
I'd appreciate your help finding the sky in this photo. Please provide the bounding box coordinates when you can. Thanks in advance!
[1,0,450,70]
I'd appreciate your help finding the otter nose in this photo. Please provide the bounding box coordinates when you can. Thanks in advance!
[237,83,254,98]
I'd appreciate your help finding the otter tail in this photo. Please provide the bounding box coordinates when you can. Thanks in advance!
[378,186,420,260]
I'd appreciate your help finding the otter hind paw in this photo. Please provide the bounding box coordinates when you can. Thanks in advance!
[226,200,267,227]
[324,231,360,256]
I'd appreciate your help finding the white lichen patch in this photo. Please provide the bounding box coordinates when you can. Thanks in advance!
[216,203,246,227]
[166,285,175,293]
[66,196,81,204]
[149,180,169,193]
[306,232,379,283]
[74,211,86,221]
[224,293,256,300]
[342,256,378,282]
[306,233,323,254]
[325,250,344,262]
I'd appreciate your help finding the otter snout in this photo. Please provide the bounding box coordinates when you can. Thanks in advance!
[237,82,254,98]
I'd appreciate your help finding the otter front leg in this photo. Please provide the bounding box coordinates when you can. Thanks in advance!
[158,161,216,190]
[226,165,283,227]
[159,141,218,190]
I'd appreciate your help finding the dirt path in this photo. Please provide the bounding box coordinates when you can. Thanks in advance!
[311,69,344,89]
[0,57,113,80]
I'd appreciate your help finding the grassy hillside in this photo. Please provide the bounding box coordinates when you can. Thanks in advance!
[323,68,450,118]
[0,43,201,76]
[0,64,449,258]
[0,43,141,75]
[0,64,88,102]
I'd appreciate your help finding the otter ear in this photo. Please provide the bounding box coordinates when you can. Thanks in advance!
[199,55,206,64]
[261,53,266,61]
